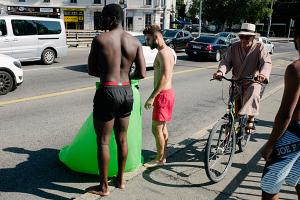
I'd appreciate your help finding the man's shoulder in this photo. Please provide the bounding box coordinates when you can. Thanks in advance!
[122,32,140,44]
[94,33,110,45]
[286,60,300,78]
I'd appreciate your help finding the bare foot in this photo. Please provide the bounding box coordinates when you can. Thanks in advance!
[85,185,110,196]
[143,159,166,168]
[116,176,126,189]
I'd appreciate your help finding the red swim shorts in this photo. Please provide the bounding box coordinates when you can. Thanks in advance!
[152,89,175,122]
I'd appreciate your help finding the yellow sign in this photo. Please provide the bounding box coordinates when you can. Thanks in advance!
[63,8,86,11]
[64,16,78,22]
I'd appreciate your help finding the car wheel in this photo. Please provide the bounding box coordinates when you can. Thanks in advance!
[0,71,14,95]
[215,50,221,62]
[42,48,55,65]
[169,43,175,50]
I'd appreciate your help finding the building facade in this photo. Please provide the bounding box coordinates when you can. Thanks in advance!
[0,0,176,32]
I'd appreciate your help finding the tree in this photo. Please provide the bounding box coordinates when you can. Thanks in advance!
[187,0,272,31]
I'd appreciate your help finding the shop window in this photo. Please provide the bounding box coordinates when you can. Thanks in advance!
[145,0,151,6]
[0,20,7,36]
[70,0,77,3]
[35,21,61,35]
[19,0,26,2]
[94,0,101,4]
[145,14,151,26]
[11,20,37,36]
[44,0,50,2]
[94,12,102,30]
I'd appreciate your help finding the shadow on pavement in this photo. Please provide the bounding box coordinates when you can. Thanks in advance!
[142,138,214,188]
[65,64,88,73]
[0,147,98,200]
[21,61,60,66]
[213,128,297,200]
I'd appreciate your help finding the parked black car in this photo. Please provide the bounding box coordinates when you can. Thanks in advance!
[185,36,229,62]
[162,29,194,51]
[216,32,240,45]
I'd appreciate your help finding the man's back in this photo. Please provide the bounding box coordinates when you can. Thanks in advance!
[93,29,142,82]
[290,60,300,120]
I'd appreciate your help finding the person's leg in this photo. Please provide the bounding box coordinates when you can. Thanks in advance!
[296,184,300,199]
[162,123,168,162]
[262,191,279,200]
[246,115,255,134]
[86,118,114,196]
[152,120,166,162]
[114,116,130,189]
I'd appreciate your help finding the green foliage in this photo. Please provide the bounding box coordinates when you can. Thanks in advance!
[187,0,272,26]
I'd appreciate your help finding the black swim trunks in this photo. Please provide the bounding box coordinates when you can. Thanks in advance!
[93,85,133,121]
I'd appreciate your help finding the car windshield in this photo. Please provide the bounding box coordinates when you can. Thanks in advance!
[217,32,229,37]
[163,30,177,38]
[195,36,217,43]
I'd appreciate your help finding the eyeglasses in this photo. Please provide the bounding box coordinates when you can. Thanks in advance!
[239,35,252,40]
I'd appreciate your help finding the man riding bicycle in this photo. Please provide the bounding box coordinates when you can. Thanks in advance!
[213,23,272,134]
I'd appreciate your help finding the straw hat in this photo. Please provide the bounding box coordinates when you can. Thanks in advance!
[238,23,256,36]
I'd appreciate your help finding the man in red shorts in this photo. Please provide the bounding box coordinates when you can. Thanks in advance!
[143,25,177,167]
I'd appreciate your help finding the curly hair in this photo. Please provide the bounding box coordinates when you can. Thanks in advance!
[143,25,162,35]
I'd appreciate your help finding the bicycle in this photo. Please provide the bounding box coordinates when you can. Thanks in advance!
[204,76,260,183]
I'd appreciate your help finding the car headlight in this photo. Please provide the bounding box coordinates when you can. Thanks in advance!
[13,61,22,69]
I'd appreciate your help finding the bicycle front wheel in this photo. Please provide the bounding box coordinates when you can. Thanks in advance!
[237,116,251,152]
[204,118,236,183]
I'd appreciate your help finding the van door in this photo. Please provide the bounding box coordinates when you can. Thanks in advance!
[0,19,12,56]
[10,19,38,61]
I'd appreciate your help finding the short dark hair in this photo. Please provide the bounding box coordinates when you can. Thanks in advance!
[102,4,124,23]
[143,25,162,35]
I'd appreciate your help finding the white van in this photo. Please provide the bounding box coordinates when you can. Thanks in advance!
[0,15,68,65]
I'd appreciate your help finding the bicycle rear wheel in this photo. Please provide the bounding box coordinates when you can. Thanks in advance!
[204,118,236,183]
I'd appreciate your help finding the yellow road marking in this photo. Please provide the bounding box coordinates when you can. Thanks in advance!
[0,57,292,107]
[0,66,216,106]
[0,86,94,106]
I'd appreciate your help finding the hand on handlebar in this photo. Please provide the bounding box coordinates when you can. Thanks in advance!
[213,71,223,80]
[255,74,267,84]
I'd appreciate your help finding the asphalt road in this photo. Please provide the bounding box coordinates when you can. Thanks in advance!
[0,42,298,200]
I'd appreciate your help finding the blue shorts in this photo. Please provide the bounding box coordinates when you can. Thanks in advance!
[261,121,300,194]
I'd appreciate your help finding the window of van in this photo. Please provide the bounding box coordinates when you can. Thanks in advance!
[0,20,7,36]
[12,20,37,36]
[35,21,61,35]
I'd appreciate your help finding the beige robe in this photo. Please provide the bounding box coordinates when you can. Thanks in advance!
[218,40,272,116]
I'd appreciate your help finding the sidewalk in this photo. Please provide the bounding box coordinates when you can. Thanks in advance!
[77,88,298,200]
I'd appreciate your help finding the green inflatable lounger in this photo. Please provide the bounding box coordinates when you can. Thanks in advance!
[59,80,143,176]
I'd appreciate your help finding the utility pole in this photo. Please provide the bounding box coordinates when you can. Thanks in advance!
[267,0,274,38]
[163,0,167,30]
[124,3,127,31]
[198,0,202,37]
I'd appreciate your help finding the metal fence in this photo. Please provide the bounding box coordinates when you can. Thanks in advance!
[66,30,292,47]
[66,30,103,47]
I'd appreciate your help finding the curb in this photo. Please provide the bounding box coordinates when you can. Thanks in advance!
[75,82,284,200]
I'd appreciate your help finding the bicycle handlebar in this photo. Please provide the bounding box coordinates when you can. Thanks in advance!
[210,76,264,85]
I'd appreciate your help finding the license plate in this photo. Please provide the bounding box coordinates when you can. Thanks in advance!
[193,45,202,49]
[193,51,197,54]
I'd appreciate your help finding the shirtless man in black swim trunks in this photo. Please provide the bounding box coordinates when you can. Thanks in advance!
[87,4,146,196]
